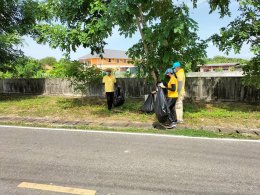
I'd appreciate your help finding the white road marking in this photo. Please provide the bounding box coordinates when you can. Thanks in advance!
[0,125,259,143]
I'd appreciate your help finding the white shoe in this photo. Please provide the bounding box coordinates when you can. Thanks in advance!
[166,122,177,129]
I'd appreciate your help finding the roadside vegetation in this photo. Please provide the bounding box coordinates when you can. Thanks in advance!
[1,1,259,140]
[0,55,250,79]
[1,120,259,140]
[0,95,259,131]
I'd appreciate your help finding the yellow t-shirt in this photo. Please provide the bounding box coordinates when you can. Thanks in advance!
[102,75,116,92]
[176,68,185,95]
[167,75,178,98]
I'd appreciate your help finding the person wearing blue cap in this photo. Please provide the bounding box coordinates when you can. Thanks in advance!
[172,61,186,123]
[157,68,178,128]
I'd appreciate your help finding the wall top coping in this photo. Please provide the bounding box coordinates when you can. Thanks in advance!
[186,71,244,78]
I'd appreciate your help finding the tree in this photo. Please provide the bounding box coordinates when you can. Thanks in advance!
[14,57,42,78]
[33,0,210,82]
[39,57,57,67]
[65,61,103,97]
[0,0,37,65]
[243,57,260,89]
[0,33,23,66]
[33,0,237,82]
[46,59,68,78]
[206,56,248,64]
[0,56,44,78]
[211,0,260,88]
[108,0,208,81]
[33,0,111,55]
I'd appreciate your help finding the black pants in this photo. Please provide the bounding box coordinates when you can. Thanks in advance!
[167,98,177,123]
[106,92,114,110]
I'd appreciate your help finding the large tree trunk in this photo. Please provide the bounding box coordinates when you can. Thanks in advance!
[135,4,158,83]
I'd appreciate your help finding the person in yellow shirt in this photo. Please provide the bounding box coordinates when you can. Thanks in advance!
[172,61,185,123]
[102,69,116,110]
[158,68,178,128]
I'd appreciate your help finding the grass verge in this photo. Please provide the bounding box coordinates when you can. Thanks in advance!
[0,121,259,140]
[1,95,260,139]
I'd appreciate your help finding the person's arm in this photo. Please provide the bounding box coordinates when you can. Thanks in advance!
[102,76,105,85]
[177,81,182,93]
[177,73,184,93]
[158,82,176,91]
[166,84,176,91]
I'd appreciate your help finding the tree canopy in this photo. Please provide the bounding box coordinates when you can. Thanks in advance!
[1,0,259,88]
[108,0,209,81]
[39,56,57,66]
[205,56,248,64]
[0,0,37,65]
[33,0,231,81]
[211,0,260,88]
[33,0,111,54]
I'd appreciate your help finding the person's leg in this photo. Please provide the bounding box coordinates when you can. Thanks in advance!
[168,98,177,122]
[110,92,114,109]
[176,94,184,122]
[166,98,177,128]
[106,92,113,110]
[107,92,114,110]
[106,92,110,110]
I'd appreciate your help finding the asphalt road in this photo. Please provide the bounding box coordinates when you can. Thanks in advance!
[0,126,260,195]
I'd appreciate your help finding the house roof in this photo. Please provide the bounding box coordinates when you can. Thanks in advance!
[79,49,130,60]
[199,63,240,67]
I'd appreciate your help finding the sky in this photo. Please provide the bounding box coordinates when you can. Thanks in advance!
[21,0,254,61]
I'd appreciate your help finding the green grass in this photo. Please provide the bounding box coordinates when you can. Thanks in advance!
[0,94,260,130]
[0,121,259,140]
[184,102,260,118]
[0,95,153,122]
[183,101,260,129]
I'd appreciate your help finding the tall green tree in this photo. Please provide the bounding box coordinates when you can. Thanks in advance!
[211,0,260,88]
[108,0,208,81]
[33,0,235,82]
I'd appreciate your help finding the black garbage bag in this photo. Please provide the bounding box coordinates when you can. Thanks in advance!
[113,86,125,107]
[154,87,169,123]
[140,93,154,113]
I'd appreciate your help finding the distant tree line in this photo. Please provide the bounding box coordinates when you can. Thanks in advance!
[205,56,249,65]
[0,55,250,79]
[0,56,103,80]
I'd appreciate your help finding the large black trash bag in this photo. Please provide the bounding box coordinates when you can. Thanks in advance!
[140,93,154,113]
[154,87,169,123]
[113,86,125,107]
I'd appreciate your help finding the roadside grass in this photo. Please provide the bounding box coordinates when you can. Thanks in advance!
[0,121,259,140]
[0,94,260,129]
[0,95,152,122]
[185,102,260,118]
[184,101,260,129]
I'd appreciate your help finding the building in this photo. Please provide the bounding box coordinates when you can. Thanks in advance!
[79,49,135,71]
[199,63,242,72]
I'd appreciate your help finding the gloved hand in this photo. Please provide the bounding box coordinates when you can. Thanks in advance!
[157,82,166,88]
